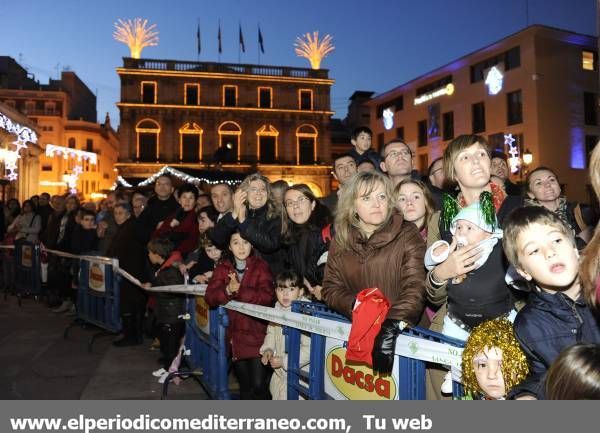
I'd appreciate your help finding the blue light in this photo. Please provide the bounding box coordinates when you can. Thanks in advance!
[570,128,586,169]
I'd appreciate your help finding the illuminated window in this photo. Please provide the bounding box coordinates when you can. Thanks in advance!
[179,122,203,162]
[141,81,157,104]
[258,87,272,108]
[136,119,160,161]
[223,85,237,107]
[296,124,318,164]
[184,83,200,105]
[257,125,279,163]
[582,51,595,71]
[218,121,242,162]
[299,89,313,110]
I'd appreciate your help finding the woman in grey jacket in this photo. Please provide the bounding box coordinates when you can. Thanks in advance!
[8,200,41,243]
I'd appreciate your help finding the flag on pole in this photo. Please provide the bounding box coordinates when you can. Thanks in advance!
[258,26,265,54]
[196,23,201,55]
[239,24,245,53]
[218,23,222,54]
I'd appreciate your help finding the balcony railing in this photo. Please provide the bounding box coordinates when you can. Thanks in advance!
[122,58,330,80]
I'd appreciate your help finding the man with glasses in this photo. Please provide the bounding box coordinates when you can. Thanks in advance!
[322,153,358,213]
[380,139,415,187]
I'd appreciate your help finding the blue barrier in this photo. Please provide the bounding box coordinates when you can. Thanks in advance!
[182,299,231,400]
[287,301,466,400]
[13,239,42,303]
[75,258,121,334]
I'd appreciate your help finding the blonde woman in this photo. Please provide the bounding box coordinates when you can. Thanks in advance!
[580,142,600,313]
[322,171,426,374]
[210,173,284,275]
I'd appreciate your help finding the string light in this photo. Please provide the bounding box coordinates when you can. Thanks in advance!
[45,144,97,164]
[505,133,520,174]
[134,166,242,187]
[0,111,38,181]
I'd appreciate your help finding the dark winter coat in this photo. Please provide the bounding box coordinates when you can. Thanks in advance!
[136,195,179,245]
[322,210,426,326]
[41,210,66,248]
[204,256,274,360]
[282,203,331,286]
[152,251,186,324]
[209,204,283,275]
[510,289,600,399]
[106,217,147,314]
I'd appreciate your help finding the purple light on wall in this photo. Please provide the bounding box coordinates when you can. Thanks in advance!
[570,127,585,169]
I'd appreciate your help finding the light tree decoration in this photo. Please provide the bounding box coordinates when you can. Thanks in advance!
[294,31,334,70]
[113,18,159,59]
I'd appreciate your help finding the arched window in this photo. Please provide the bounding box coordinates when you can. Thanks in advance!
[68,137,76,149]
[217,121,242,163]
[296,124,318,165]
[256,124,279,164]
[179,123,203,162]
[136,119,160,162]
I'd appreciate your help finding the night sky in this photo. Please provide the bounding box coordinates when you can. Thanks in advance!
[2,0,595,125]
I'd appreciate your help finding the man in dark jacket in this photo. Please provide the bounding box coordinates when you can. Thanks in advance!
[136,174,179,246]
[321,154,357,214]
[36,193,53,233]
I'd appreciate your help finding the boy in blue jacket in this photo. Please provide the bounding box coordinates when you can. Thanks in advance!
[502,206,600,399]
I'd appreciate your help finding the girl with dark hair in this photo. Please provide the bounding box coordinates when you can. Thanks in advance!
[204,230,274,399]
[281,184,332,298]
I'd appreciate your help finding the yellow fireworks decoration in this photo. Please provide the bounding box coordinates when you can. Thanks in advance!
[294,31,334,70]
[113,18,159,59]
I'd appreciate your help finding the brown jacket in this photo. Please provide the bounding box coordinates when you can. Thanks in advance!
[322,210,426,326]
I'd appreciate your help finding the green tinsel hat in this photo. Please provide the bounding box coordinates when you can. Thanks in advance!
[441,190,496,232]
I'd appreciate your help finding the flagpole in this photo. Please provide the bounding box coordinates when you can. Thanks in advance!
[197,18,200,61]
[218,18,221,63]
[257,23,260,65]
[238,22,241,64]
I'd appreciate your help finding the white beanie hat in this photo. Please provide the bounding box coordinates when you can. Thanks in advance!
[450,202,503,238]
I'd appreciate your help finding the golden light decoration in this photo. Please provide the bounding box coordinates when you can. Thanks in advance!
[294,31,334,70]
[113,18,159,59]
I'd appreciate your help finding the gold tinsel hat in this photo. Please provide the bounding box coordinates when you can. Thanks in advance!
[461,318,529,397]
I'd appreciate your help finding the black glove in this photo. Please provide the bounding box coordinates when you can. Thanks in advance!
[371,319,402,375]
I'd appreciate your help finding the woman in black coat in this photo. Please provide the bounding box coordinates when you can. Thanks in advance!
[282,184,332,294]
[107,203,148,347]
[209,173,284,275]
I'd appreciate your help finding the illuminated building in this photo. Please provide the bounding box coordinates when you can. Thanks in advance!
[369,25,600,203]
[0,57,119,199]
[115,57,334,196]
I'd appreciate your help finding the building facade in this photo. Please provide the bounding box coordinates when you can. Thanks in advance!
[0,57,119,199]
[368,25,599,204]
[115,58,334,196]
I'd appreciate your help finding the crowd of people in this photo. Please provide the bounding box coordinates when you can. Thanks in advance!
[1,126,600,400]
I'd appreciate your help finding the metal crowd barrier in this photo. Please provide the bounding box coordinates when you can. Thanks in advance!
[175,299,231,400]
[64,257,122,351]
[286,301,465,400]
[13,239,42,306]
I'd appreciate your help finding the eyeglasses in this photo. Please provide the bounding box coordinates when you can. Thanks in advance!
[384,149,411,160]
[284,196,310,208]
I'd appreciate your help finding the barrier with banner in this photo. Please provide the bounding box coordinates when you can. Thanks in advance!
[181,298,231,400]
[75,257,121,334]
[13,239,42,301]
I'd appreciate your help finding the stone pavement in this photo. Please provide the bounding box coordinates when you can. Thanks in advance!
[0,293,209,399]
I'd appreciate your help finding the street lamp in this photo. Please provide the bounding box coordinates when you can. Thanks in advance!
[520,148,533,180]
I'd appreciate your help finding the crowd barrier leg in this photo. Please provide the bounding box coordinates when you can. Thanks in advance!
[214,307,231,400]
[284,324,304,400]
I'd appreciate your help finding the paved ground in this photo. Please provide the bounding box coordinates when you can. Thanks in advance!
[0,293,210,400]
